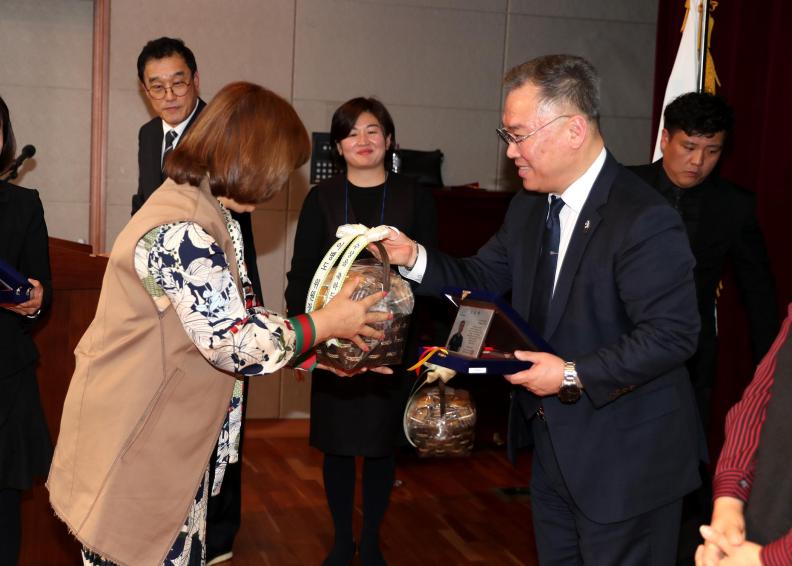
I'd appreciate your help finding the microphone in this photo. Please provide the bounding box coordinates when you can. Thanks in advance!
[2,144,36,180]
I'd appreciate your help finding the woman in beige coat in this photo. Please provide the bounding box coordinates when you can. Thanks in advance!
[48,82,389,566]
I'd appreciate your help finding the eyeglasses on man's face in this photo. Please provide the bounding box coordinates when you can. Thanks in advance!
[146,80,193,100]
[496,114,571,145]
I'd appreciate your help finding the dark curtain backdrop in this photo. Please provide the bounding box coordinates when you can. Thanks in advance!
[653,0,792,459]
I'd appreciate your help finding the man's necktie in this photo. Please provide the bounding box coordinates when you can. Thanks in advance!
[162,129,177,172]
[529,195,565,337]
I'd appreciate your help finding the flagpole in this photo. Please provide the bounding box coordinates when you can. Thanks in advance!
[697,0,710,92]
[652,0,710,159]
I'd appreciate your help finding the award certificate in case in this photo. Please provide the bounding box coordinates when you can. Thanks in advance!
[427,288,554,374]
[0,258,33,304]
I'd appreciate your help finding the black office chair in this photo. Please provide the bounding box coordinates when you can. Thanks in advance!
[395,148,444,188]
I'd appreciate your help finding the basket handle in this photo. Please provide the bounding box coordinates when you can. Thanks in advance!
[371,240,391,293]
[307,227,393,312]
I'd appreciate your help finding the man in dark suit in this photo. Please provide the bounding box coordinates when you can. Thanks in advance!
[382,54,705,565]
[630,92,778,429]
[630,91,779,566]
[133,37,260,565]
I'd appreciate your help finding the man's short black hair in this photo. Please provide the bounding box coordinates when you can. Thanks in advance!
[664,92,734,137]
[137,37,198,83]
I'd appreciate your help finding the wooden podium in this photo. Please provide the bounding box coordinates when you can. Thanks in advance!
[20,238,107,565]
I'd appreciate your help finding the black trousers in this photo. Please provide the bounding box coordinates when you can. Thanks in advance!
[530,417,683,566]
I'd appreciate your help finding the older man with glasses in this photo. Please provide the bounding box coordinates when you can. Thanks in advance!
[133,37,203,216]
[380,54,705,565]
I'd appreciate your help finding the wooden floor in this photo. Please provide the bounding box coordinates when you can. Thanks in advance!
[19,419,538,565]
[229,419,538,565]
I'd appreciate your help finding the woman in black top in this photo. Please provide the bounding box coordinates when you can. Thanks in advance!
[286,98,437,565]
[0,95,52,564]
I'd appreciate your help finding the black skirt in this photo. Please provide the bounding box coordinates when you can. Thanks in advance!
[309,367,414,457]
[0,364,52,490]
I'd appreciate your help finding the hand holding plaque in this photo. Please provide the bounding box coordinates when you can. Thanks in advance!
[419,288,554,375]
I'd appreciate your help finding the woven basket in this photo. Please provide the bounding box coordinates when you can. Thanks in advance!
[404,382,476,457]
[316,242,413,372]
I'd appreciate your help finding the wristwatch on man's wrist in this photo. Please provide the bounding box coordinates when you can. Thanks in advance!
[558,361,582,404]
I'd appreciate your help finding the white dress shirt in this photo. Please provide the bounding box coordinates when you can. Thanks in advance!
[548,147,606,291]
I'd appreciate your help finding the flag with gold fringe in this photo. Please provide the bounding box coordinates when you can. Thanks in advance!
[652,0,720,160]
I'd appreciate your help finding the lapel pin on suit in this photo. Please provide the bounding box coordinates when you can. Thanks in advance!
[583,220,591,233]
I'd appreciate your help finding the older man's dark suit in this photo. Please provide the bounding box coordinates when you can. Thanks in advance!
[630,160,778,425]
[133,98,261,559]
[419,153,705,561]
[133,99,205,215]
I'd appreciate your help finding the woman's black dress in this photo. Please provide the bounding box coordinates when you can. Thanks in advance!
[0,181,53,490]
[285,173,437,457]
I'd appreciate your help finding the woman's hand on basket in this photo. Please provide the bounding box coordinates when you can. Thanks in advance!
[311,276,391,351]
[317,363,394,377]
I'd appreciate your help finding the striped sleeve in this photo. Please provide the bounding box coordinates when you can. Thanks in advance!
[713,306,792,502]
[292,351,317,372]
[286,314,318,371]
[762,534,792,566]
[287,313,316,355]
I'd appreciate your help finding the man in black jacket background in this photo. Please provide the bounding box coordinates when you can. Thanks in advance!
[630,92,779,565]
[631,92,778,429]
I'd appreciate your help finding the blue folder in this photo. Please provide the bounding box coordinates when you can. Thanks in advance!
[0,258,33,304]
